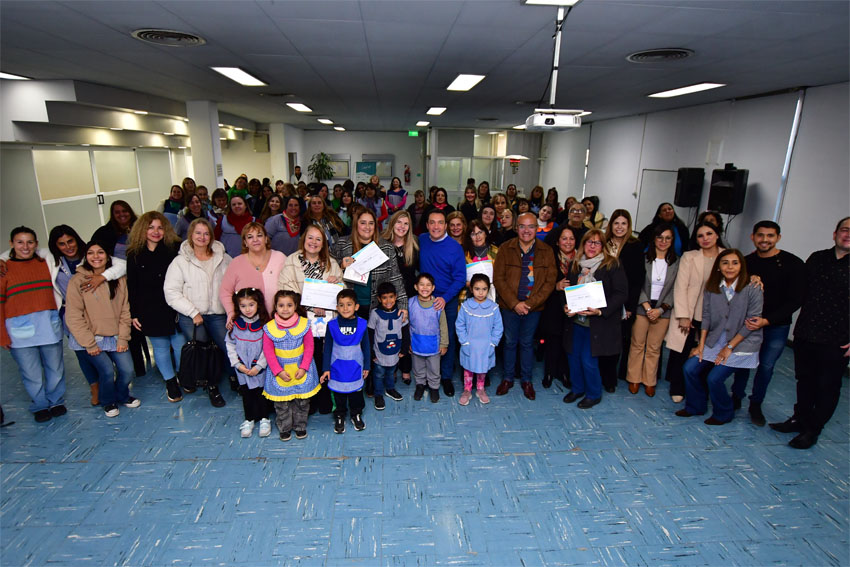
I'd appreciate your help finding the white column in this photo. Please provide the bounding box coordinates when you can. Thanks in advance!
[186,100,223,189]
[269,123,288,183]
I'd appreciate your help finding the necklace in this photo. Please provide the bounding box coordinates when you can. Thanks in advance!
[248,252,269,271]
[652,259,665,281]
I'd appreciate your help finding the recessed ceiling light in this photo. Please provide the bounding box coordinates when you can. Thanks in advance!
[317,118,334,125]
[134,110,148,115]
[522,0,581,5]
[499,134,505,137]
[474,134,480,138]
[163,132,175,136]
[234,127,243,131]
[446,74,485,92]
[334,126,345,132]
[416,121,430,127]
[81,144,91,146]
[512,124,527,130]
[110,127,123,131]
[182,117,189,122]
[218,123,224,127]
[648,82,725,98]
[488,131,500,135]
[286,103,312,112]
[0,72,30,80]
[178,146,187,149]
[426,107,446,116]
[219,137,226,140]
[211,66,266,86]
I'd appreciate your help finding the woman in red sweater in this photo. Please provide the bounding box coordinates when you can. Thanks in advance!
[0,226,66,422]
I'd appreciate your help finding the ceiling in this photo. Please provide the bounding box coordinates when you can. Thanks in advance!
[1,0,848,131]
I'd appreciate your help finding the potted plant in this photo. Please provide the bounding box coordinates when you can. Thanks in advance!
[308,152,335,182]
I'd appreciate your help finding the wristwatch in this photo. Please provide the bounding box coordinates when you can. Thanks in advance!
[725,343,734,350]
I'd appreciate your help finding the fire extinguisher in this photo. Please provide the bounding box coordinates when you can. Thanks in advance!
[404,164,411,185]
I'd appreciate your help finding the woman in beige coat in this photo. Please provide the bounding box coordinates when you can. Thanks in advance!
[664,221,724,402]
[278,224,343,414]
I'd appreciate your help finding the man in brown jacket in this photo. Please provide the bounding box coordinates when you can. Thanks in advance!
[493,212,556,400]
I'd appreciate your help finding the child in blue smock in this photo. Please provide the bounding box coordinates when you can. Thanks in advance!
[455,273,503,406]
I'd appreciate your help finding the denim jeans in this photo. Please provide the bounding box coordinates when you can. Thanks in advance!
[501,308,541,384]
[148,332,187,381]
[731,324,789,405]
[440,296,459,382]
[683,356,737,422]
[10,342,66,412]
[73,349,100,386]
[176,313,229,386]
[567,324,602,400]
[372,364,397,396]
[84,349,135,406]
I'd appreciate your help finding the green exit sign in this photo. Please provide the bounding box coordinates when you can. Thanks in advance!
[408,131,419,137]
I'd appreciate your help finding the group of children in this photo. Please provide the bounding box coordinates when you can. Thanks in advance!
[225,271,503,440]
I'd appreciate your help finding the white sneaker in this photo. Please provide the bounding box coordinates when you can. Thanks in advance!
[123,396,141,408]
[239,420,255,438]
[258,418,272,438]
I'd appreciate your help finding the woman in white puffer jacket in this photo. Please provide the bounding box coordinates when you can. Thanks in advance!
[164,218,231,408]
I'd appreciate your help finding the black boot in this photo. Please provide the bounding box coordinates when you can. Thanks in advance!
[749,403,766,427]
[542,374,553,388]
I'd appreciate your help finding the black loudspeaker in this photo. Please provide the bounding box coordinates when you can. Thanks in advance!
[707,164,749,215]
[674,168,705,207]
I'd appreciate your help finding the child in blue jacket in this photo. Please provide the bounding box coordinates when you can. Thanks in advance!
[455,274,503,405]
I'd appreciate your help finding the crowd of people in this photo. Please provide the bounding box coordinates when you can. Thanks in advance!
[1,171,847,450]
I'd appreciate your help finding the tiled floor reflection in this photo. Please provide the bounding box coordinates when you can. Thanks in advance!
[1,345,847,566]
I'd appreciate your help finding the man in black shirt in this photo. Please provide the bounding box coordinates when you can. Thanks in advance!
[731,221,805,426]
[770,217,850,449]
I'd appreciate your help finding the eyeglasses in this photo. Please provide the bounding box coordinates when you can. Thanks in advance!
[585,240,603,247]
[655,235,673,242]
[569,209,584,214]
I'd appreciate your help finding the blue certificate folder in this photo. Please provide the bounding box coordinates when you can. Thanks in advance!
[563,281,607,311]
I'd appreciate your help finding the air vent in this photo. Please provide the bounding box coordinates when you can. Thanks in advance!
[626,48,694,63]
[477,117,499,122]
[259,93,296,98]
[131,29,206,47]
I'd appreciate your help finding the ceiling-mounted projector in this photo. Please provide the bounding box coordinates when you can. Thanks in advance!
[525,108,582,131]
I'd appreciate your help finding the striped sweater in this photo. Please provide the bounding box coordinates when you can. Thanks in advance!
[0,257,59,347]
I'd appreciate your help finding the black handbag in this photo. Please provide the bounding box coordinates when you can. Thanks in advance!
[178,325,225,389]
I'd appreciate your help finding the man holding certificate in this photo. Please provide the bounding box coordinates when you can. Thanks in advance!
[560,229,628,409]
[493,213,556,400]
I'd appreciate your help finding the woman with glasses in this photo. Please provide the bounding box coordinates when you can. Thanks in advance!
[627,224,679,396]
[560,229,628,409]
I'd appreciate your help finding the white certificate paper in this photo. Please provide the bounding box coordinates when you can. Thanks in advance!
[300,278,344,311]
[349,241,389,274]
[564,281,607,312]
[343,264,369,285]
[465,260,494,283]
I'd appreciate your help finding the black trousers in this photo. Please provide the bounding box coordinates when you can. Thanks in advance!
[793,339,847,434]
[308,338,333,414]
[129,327,150,377]
[665,321,701,397]
[239,384,270,422]
[543,331,569,382]
[331,390,365,419]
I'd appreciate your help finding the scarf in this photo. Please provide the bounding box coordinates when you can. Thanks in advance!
[283,214,301,236]
[577,254,604,284]
[433,202,447,210]
[226,211,253,236]
[274,312,299,329]
[558,250,575,275]
[472,244,489,259]
[298,254,325,280]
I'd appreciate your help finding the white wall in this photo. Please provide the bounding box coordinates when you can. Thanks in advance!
[220,135,272,185]
[541,83,848,252]
[540,127,591,199]
[301,130,425,190]
[283,124,305,180]
[779,82,850,259]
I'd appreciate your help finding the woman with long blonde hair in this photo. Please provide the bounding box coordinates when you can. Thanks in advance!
[382,210,419,384]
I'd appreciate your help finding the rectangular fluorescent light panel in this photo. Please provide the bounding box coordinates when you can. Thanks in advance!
[426,107,446,116]
[416,121,430,127]
[648,82,725,98]
[286,102,312,112]
[334,126,345,131]
[0,72,30,80]
[134,110,148,115]
[210,66,267,87]
[317,118,334,125]
[522,0,581,5]
[447,74,485,92]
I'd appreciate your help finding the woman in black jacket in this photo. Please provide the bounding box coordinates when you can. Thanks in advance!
[540,225,579,388]
[598,210,646,391]
[638,202,690,257]
[561,229,628,409]
[125,211,186,402]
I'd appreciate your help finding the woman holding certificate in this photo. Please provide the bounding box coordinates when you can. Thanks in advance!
[279,224,343,414]
[561,229,628,409]
[663,220,724,403]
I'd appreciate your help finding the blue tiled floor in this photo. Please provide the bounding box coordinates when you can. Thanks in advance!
[1,345,847,566]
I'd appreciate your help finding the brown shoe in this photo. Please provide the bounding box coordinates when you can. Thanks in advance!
[495,380,513,396]
[90,383,99,406]
[628,383,639,394]
[521,382,536,401]
[645,386,655,397]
